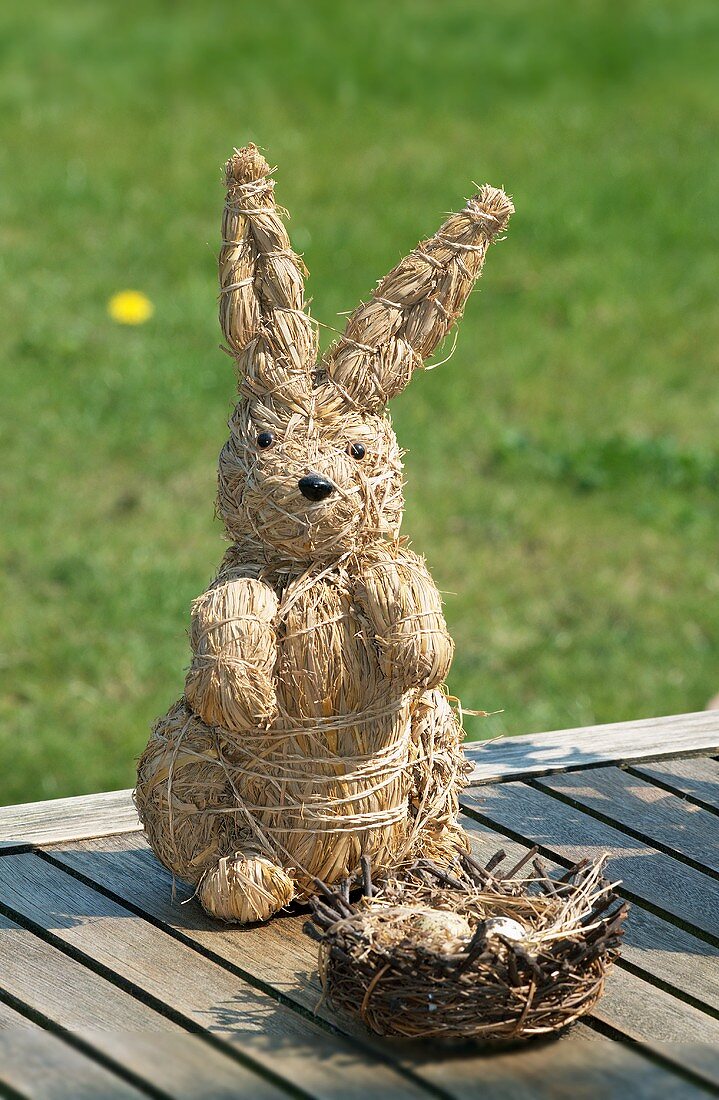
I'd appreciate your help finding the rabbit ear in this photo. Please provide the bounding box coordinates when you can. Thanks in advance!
[220,145,317,412]
[321,186,514,412]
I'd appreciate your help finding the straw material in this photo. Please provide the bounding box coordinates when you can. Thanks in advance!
[219,144,317,413]
[135,144,513,924]
[309,851,628,1042]
[198,851,295,924]
[185,573,278,731]
[323,185,514,412]
[217,399,405,562]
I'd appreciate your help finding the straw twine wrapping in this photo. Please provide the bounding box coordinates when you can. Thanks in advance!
[309,852,628,1042]
[135,145,513,924]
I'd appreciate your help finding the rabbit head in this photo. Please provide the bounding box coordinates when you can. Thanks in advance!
[217,391,404,562]
[216,145,513,566]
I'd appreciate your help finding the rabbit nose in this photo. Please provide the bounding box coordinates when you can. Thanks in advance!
[298,473,335,502]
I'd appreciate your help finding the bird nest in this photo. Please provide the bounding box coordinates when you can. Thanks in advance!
[307,849,628,1043]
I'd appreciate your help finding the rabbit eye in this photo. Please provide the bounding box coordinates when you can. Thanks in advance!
[347,442,366,460]
[257,431,274,450]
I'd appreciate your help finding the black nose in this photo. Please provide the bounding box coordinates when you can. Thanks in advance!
[298,473,335,502]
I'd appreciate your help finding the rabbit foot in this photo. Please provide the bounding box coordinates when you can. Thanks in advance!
[197,850,295,924]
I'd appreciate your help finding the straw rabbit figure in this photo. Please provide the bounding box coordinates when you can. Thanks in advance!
[135,145,513,923]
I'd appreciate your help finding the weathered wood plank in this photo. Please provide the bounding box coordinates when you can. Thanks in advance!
[461,782,719,941]
[30,835,550,1097]
[0,789,141,852]
[0,1006,146,1100]
[629,757,719,813]
[0,998,37,1029]
[533,766,719,876]
[42,831,717,1096]
[460,815,719,1090]
[466,710,719,784]
[420,1039,709,1100]
[0,911,287,1099]
[0,1013,692,1100]
[0,913,703,1100]
[41,834,621,1087]
[0,852,432,1100]
[461,815,719,1013]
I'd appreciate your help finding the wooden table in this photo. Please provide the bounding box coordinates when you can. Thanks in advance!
[1,709,718,1099]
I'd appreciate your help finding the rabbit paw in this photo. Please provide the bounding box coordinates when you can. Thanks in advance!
[197,851,295,924]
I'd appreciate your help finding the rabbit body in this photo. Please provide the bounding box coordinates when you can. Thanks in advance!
[135,145,513,922]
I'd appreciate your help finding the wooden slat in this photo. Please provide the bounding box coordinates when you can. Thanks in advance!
[0,789,141,851]
[34,833,574,1098]
[466,710,719,784]
[41,831,717,1097]
[630,757,719,813]
[418,1039,708,1099]
[0,1022,692,1100]
[0,912,287,1099]
[0,852,431,1100]
[534,766,719,876]
[460,815,719,1090]
[0,896,702,1100]
[1,1006,692,1100]
[462,782,719,941]
[0,998,35,1029]
[0,1006,146,1100]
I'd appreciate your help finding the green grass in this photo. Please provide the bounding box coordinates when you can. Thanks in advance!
[1,0,718,803]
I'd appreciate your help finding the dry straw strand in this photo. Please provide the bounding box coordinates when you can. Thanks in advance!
[135,145,513,924]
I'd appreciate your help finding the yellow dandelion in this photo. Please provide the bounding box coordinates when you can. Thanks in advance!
[108,290,154,325]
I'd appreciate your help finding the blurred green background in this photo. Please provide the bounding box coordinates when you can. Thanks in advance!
[1,1,718,803]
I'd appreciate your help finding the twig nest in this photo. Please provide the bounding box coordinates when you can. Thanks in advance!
[308,850,628,1042]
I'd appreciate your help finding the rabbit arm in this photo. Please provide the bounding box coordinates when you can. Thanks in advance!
[322,186,513,411]
[355,547,454,691]
[184,574,278,732]
[220,145,316,409]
